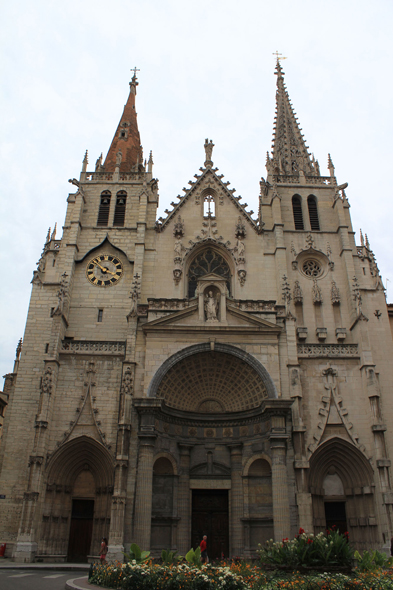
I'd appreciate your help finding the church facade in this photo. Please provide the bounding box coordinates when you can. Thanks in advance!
[1,63,393,562]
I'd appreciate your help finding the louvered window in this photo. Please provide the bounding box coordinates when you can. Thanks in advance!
[308,196,320,231]
[97,192,111,226]
[292,195,304,230]
[113,191,127,226]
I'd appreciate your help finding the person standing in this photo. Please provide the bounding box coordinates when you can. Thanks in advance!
[200,535,208,564]
[100,537,108,563]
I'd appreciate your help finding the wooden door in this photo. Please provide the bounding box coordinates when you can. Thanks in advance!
[191,490,229,560]
[67,499,94,562]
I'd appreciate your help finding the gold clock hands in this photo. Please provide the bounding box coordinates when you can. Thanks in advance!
[93,261,117,276]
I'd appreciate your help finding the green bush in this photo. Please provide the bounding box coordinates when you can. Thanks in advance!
[123,542,150,564]
[257,527,354,568]
[161,549,182,564]
[354,549,393,572]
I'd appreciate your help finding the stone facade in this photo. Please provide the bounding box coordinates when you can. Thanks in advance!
[1,63,393,562]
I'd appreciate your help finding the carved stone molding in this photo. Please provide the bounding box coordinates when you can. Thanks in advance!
[61,340,125,354]
[298,344,359,358]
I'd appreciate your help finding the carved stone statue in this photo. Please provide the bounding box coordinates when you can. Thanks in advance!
[234,239,245,259]
[116,150,122,167]
[204,138,214,162]
[174,240,182,258]
[204,290,219,321]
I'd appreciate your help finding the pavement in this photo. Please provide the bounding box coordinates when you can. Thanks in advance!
[0,561,96,590]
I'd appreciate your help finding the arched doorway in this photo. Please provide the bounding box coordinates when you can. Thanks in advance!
[39,436,114,561]
[309,438,378,550]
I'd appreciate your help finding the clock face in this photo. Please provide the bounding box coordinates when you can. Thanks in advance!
[86,254,123,287]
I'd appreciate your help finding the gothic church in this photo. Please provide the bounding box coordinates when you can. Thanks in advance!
[1,62,393,562]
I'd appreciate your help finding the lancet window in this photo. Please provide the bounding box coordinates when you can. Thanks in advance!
[97,191,111,226]
[188,248,231,298]
[308,195,320,231]
[203,194,215,218]
[292,195,304,230]
[113,191,127,226]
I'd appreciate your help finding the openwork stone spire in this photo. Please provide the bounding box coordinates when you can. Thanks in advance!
[270,61,316,177]
[103,70,143,173]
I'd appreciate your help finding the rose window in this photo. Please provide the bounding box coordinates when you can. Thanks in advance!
[302,259,322,278]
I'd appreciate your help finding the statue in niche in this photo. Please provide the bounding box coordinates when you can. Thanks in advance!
[174,240,182,258]
[204,290,219,321]
[116,150,122,167]
[234,238,245,259]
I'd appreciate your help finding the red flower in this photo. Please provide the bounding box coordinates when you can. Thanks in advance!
[307,539,313,544]
[282,538,289,542]
[299,528,305,535]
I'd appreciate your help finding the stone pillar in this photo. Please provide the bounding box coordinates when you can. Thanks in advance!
[229,444,243,557]
[271,439,291,540]
[177,444,192,555]
[133,435,156,550]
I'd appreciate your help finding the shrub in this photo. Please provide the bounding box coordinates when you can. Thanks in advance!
[354,549,393,572]
[123,542,150,564]
[257,527,354,569]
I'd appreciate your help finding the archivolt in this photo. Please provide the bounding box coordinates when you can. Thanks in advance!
[309,438,374,491]
[46,435,114,490]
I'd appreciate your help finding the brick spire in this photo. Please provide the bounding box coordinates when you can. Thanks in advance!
[103,71,143,173]
[271,60,316,176]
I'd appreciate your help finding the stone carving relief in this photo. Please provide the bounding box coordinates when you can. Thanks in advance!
[41,367,53,395]
[312,279,322,304]
[235,216,246,240]
[282,275,292,306]
[308,364,365,456]
[293,280,303,304]
[331,281,340,304]
[173,215,185,239]
[128,274,141,318]
[53,272,69,316]
[238,269,247,287]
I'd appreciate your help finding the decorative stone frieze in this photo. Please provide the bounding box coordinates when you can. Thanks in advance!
[297,344,359,358]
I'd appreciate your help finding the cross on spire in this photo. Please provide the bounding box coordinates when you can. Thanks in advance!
[131,67,140,80]
[272,50,287,63]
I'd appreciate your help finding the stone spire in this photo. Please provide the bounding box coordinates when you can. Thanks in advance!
[271,60,315,177]
[103,70,143,173]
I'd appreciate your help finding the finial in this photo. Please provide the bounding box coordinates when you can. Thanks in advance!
[95,153,103,171]
[365,234,370,249]
[327,153,335,177]
[130,67,140,94]
[204,138,214,167]
[50,223,57,241]
[82,150,88,173]
[45,227,51,244]
[15,338,22,361]
[148,150,153,174]
[360,229,364,246]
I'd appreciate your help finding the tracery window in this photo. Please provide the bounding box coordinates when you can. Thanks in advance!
[302,259,322,278]
[188,248,231,298]
[292,195,304,230]
[97,191,111,226]
[308,195,320,231]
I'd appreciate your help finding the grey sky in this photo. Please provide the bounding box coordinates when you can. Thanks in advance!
[1,0,392,378]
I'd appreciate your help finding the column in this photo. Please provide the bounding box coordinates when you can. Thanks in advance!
[271,439,291,540]
[133,435,156,550]
[229,444,243,557]
[177,444,192,555]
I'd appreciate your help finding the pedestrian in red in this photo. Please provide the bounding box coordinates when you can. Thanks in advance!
[200,535,208,564]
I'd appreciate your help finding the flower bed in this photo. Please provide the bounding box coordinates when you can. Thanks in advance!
[88,560,393,590]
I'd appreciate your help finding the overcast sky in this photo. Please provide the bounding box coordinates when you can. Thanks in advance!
[1,0,392,379]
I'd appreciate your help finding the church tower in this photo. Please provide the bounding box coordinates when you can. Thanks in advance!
[1,63,392,562]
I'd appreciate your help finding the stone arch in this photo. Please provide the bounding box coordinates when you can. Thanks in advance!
[243,454,273,551]
[243,453,272,477]
[147,343,277,412]
[186,245,233,298]
[39,436,114,559]
[309,438,377,550]
[153,452,178,475]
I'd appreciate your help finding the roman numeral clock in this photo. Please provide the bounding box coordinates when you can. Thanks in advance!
[86,254,123,287]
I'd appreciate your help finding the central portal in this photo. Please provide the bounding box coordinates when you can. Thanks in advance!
[191,490,229,559]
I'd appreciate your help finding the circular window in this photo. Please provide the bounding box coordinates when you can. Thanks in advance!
[302,259,322,278]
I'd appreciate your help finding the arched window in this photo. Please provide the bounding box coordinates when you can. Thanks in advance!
[113,191,127,226]
[203,194,215,217]
[292,195,304,230]
[308,195,320,231]
[97,191,111,226]
[188,248,231,298]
